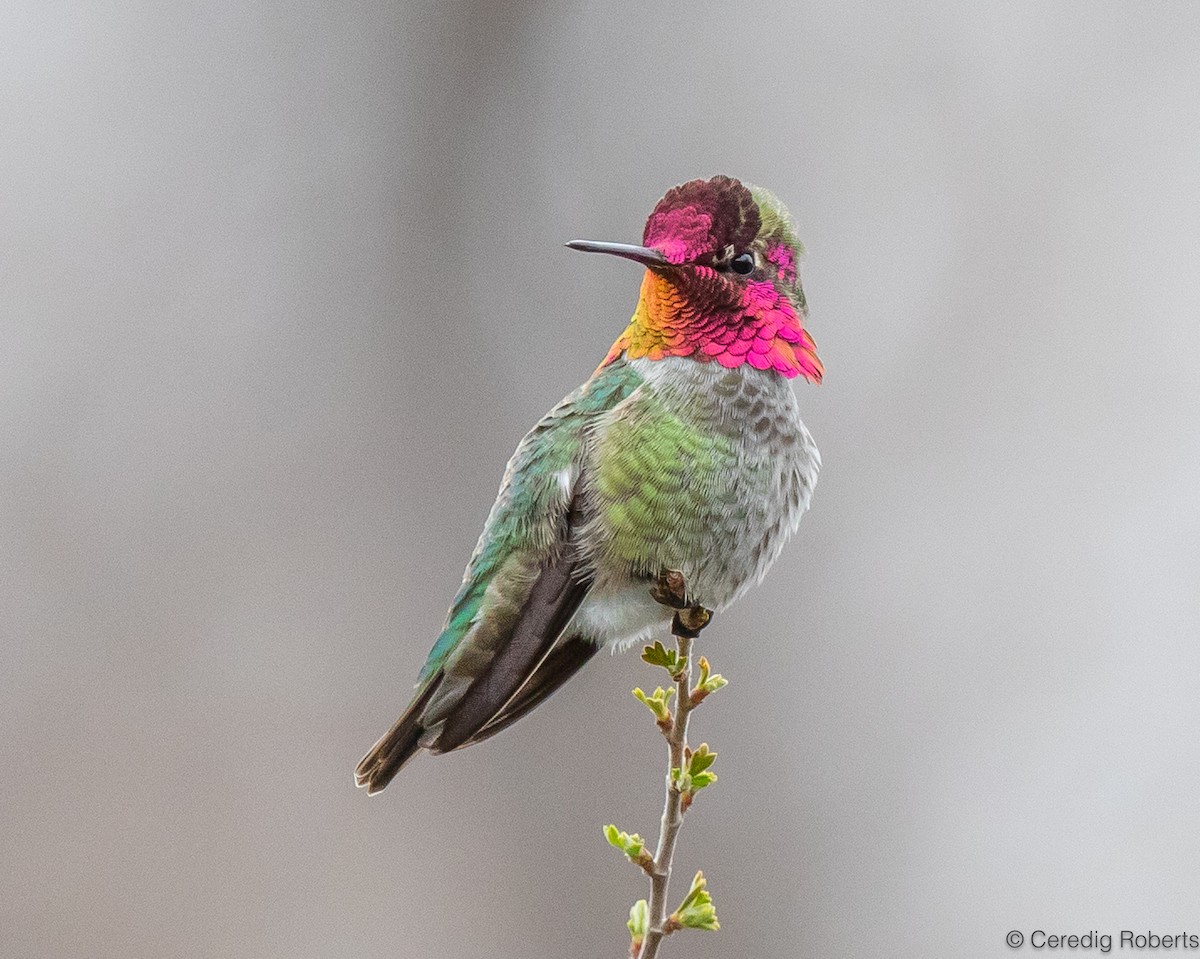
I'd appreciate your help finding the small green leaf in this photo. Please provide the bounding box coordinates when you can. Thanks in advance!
[688,743,717,776]
[632,685,674,723]
[672,871,719,932]
[641,641,673,668]
[691,657,727,702]
[701,673,727,693]
[604,824,654,873]
[628,898,649,943]
[690,771,717,790]
[641,641,686,678]
[672,745,717,796]
[604,825,645,861]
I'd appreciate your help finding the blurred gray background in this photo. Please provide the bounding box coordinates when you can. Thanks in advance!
[3,2,1199,957]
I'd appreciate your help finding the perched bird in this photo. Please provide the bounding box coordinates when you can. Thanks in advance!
[356,175,822,794]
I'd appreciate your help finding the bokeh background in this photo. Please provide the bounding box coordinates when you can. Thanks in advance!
[3,2,1199,957]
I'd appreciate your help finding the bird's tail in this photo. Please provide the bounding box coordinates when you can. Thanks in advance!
[354,630,598,793]
[354,677,442,795]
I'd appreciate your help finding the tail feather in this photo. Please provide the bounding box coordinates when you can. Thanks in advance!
[354,676,443,795]
[353,632,598,791]
[356,491,596,793]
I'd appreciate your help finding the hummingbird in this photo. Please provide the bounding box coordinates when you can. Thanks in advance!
[356,175,822,794]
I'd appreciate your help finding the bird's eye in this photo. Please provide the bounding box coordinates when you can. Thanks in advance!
[731,252,755,276]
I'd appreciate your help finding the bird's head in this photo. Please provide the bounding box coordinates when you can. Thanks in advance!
[569,175,822,384]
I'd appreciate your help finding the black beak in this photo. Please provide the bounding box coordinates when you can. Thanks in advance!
[565,240,669,267]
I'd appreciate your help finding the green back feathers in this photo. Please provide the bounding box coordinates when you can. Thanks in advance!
[418,360,642,681]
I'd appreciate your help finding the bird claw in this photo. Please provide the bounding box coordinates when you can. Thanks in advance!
[650,569,688,609]
[651,570,711,638]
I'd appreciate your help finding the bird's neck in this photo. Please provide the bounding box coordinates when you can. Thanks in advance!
[601,270,822,382]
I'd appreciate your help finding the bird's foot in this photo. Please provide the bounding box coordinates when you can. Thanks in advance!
[650,569,688,608]
[650,569,712,639]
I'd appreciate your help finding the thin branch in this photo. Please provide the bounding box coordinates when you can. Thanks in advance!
[636,572,712,959]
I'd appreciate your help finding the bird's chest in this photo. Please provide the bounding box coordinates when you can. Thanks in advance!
[588,358,818,607]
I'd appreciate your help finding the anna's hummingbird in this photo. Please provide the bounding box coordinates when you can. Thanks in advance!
[356,175,823,794]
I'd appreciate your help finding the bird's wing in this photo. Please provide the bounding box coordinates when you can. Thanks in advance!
[457,634,599,748]
[355,359,642,792]
[428,489,592,752]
